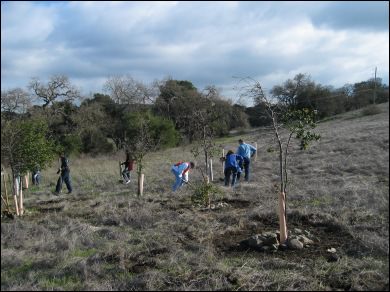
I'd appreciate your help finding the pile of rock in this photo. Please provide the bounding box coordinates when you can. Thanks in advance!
[240,228,316,252]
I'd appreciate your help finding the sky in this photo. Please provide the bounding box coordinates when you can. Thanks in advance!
[1,1,389,105]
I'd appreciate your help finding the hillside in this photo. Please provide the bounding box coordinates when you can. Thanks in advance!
[1,103,389,291]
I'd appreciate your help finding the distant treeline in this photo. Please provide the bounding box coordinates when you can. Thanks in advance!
[1,73,388,156]
[246,73,389,127]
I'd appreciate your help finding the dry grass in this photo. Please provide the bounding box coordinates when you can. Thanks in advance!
[1,103,389,291]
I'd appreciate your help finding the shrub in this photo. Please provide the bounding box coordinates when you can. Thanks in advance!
[361,105,381,116]
[191,182,223,207]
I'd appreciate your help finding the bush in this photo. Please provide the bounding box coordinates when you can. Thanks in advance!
[82,131,114,155]
[191,182,223,207]
[61,134,83,155]
[361,105,381,116]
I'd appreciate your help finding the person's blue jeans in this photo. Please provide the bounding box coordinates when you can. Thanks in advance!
[56,171,72,193]
[243,157,251,181]
[171,168,184,192]
[122,169,131,182]
[224,166,238,187]
[32,171,41,185]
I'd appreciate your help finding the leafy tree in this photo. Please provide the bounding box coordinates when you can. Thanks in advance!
[1,118,56,176]
[74,100,113,154]
[154,78,201,140]
[231,104,249,129]
[123,110,180,195]
[352,78,389,108]
[270,73,315,108]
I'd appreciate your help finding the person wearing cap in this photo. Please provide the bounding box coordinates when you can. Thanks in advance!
[236,139,257,182]
[171,161,195,191]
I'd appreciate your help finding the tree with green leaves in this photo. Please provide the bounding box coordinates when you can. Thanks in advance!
[1,118,56,215]
[123,110,179,195]
[239,77,320,244]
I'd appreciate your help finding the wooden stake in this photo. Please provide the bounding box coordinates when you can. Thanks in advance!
[13,176,19,216]
[24,173,29,189]
[255,142,258,161]
[138,173,144,196]
[209,159,214,182]
[14,176,20,199]
[278,192,287,244]
[222,149,225,175]
[19,178,24,215]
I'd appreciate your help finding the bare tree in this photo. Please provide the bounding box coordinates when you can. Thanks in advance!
[189,87,225,182]
[29,75,80,108]
[1,88,31,114]
[103,75,156,105]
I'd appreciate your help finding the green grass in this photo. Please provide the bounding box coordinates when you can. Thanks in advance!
[38,275,82,290]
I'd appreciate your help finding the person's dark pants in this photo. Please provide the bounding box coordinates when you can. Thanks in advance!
[55,171,72,193]
[224,166,238,187]
[243,157,251,181]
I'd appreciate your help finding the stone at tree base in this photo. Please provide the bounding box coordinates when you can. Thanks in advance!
[287,238,304,250]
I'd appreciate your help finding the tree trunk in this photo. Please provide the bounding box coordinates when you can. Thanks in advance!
[3,173,9,208]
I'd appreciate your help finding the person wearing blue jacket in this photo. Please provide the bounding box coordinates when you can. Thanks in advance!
[236,139,257,182]
[171,161,195,191]
[224,150,244,187]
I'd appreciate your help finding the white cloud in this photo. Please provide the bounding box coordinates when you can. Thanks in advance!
[1,1,389,99]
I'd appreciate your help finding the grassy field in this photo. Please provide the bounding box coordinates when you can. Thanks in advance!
[1,103,389,291]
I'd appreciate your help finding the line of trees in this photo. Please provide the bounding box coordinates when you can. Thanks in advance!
[246,73,389,127]
[1,75,249,159]
[1,73,388,159]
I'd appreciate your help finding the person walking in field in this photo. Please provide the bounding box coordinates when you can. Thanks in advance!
[32,164,41,186]
[121,151,135,184]
[236,139,257,182]
[222,150,244,187]
[171,161,195,191]
[54,152,72,195]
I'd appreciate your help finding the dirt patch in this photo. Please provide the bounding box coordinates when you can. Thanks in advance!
[221,198,252,208]
[37,205,65,213]
[213,213,372,260]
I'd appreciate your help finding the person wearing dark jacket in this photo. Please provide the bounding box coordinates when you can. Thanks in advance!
[54,153,72,195]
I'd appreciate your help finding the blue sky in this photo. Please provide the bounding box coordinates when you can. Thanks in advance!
[1,1,389,104]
